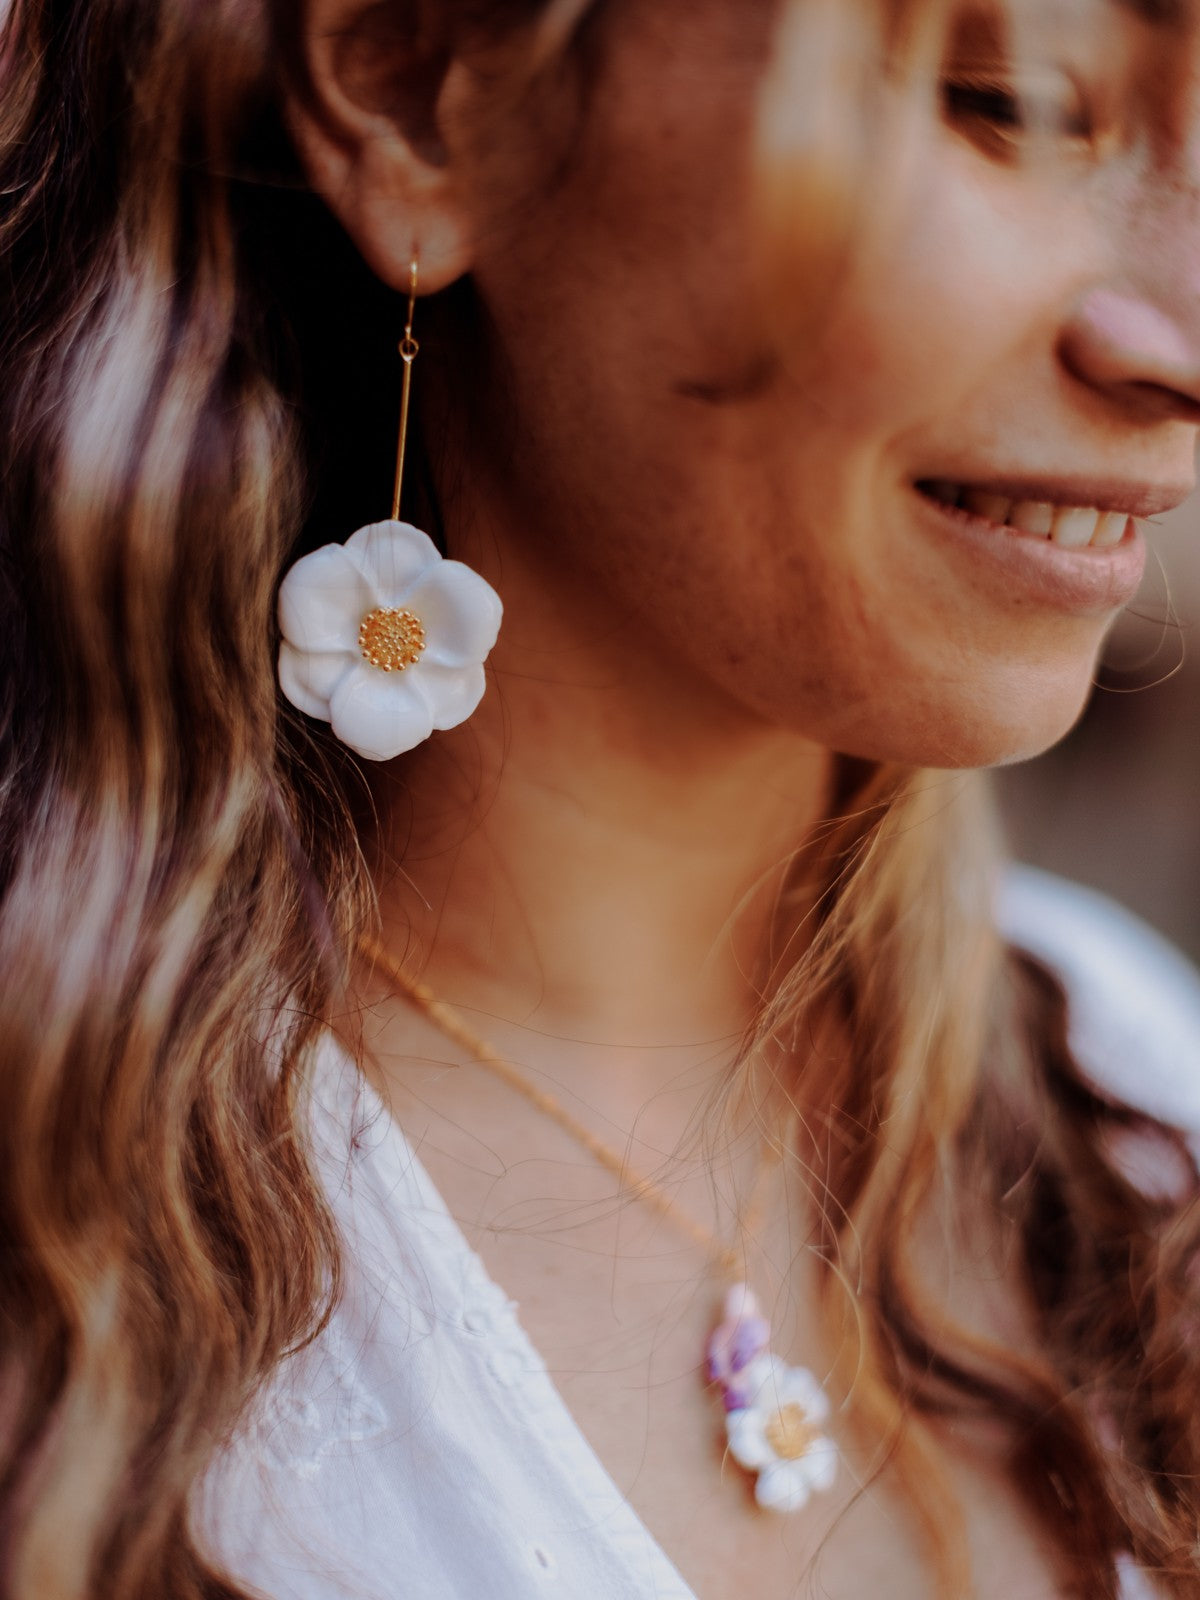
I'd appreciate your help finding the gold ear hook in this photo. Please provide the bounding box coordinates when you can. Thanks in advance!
[391,258,421,521]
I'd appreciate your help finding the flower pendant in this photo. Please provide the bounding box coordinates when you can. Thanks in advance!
[277,520,503,762]
[706,1284,838,1512]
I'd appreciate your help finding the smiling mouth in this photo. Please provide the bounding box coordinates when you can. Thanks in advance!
[915,480,1133,550]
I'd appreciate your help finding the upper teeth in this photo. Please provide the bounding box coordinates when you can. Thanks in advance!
[924,482,1129,549]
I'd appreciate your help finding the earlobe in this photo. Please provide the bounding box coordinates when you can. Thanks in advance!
[286,0,474,294]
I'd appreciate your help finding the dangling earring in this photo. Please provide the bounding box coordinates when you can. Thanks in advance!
[276,259,503,762]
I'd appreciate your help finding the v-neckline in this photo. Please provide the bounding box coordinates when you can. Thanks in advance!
[337,1041,702,1600]
[320,1025,1160,1600]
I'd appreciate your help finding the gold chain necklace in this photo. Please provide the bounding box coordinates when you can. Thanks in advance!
[360,934,841,1514]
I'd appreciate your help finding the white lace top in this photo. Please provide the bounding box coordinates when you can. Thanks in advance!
[196,869,1200,1599]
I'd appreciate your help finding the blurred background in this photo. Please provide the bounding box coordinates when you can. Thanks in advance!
[998,500,1200,963]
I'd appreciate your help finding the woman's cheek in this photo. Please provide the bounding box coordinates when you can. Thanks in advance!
[801,157,1076,434]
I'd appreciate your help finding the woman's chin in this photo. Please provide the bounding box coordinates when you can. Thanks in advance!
[830,673,1097,773]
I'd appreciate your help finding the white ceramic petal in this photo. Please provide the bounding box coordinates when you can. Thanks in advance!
[744,1353,788,1408]
[404,561,503,668]
[278,642,357,721]
[343,520,442,606]
[778,1367,830,1426]
[415,661,488,733]
[329,663,434,762]
[799,1436,839,1495]
[755,1461,812,1514]
[278,545,374,653]
[725,1411,776,1473]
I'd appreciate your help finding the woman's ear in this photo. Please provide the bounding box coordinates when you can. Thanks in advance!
[286,0,476,293]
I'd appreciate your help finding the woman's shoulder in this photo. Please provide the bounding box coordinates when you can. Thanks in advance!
[998,865,1200,1139]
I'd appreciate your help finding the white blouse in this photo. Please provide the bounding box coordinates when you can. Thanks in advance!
[196,868,1200,1599]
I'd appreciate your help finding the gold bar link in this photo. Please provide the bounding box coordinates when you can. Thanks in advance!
[391,259,421,521]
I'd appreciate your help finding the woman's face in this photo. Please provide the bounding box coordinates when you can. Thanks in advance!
[312,0,1200,768]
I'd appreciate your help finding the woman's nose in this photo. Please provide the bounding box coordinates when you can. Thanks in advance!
[1058,284,1200,425]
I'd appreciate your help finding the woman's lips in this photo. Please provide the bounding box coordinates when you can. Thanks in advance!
[911,480,1148,614]
[919,480,1129,549]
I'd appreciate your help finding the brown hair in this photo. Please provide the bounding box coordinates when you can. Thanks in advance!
[0,2,1197,1597]
[768,764,1200,1597]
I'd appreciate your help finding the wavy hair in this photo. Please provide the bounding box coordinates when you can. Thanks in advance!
[0,1,1197,1597]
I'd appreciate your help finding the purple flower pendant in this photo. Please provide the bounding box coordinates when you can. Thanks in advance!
[706,1284,839,1513]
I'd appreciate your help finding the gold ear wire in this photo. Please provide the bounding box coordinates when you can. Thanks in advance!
[391,258,421,521]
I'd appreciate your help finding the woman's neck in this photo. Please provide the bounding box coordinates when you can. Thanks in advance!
[370,536,834,1056]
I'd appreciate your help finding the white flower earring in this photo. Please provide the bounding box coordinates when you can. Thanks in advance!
[277,260,503,762]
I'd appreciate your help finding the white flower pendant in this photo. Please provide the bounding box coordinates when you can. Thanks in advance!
[707,1285,838,1512]
[277,520,503,762]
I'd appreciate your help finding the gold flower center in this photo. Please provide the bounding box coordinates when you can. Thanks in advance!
[764,1404,819,1462]
[359,607,427,672]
